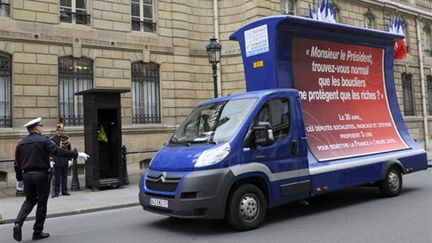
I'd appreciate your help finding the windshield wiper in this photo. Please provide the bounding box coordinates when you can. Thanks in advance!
[190,140,217,145]
[217,116,230,127]
[169,137,191,146]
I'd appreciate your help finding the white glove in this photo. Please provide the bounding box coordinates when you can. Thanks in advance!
[50,161,55,168]
[78,152,90,161]
[68,160,73,168]
[16,181,24,191]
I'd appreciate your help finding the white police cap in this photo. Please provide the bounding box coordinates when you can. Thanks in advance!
[23,117,42,128]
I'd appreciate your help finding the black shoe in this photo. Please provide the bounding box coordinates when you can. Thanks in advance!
[52,193,59,198]
[32,232,50,241]
[62,192,71,196]
[13,223,22,241]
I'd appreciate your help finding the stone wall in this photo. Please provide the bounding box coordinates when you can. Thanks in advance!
[0,0,215,185]
[12,0,58,23]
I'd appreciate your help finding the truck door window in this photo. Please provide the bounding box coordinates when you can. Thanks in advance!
[255,98,290,142]
[257,104,270,123]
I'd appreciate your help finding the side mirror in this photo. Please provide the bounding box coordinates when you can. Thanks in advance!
[253,121,274,147]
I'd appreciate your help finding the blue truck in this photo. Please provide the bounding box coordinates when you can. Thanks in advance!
[139,15,428,230]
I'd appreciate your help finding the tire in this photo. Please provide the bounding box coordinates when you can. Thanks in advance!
[379,167,402,197]
[226,184,267,230]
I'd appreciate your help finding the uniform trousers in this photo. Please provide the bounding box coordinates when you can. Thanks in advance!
[54,165,68,194]
[15,171,49,233]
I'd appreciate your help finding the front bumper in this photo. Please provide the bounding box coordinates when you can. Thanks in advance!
[139,168,234,219]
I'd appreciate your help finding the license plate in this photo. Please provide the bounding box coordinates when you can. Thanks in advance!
[149,198,168,208]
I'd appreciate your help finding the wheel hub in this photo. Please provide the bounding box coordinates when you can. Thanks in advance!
[239,193,259,222]
[388,171,400,192]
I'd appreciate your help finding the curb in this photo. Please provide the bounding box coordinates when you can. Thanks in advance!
[0,202,140,225]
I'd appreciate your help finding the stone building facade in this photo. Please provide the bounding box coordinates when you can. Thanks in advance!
[0,0,431,186]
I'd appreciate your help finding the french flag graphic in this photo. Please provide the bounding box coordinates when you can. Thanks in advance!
[387,17,407,60]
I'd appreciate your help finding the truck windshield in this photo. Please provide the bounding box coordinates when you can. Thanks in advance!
[170,98,257,145]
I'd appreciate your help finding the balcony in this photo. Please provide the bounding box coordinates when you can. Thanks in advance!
[60,9,91,25]
[131,18,157,33]
[416,0,431,9]
[395,0,432,10]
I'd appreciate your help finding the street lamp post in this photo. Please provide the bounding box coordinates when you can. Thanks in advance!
[206,37,222,98]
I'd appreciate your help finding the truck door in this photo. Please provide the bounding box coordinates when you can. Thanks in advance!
[242,96,309,202]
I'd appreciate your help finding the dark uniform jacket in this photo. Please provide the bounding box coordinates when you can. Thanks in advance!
[14,133,78,181]
[50,135,72,167]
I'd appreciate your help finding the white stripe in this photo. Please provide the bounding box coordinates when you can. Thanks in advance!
[199,148,425,181]
[310,148,425,175]
[230,163,310,182]
[280,180,310,187]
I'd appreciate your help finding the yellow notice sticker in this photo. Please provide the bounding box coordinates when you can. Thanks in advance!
[253,60,264,68]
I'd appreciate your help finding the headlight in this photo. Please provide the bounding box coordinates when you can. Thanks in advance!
[194,143,231,167]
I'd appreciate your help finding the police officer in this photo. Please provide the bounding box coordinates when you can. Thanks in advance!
[13,117,90,241]
[50,118,72,197]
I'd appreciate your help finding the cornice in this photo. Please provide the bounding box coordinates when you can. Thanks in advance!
[0,27,175,55]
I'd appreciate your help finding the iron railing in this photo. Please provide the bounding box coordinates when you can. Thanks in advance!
[0,159,13,163]
[0,146,158,191]
[60,9,91,25]
[416,0,431,9]
[121,146,158,185]
[131,18,157,32]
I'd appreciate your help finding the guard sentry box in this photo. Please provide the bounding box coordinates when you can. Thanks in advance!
[76,88,129,190]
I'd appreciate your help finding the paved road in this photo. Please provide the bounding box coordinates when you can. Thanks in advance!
[1,169,431,243]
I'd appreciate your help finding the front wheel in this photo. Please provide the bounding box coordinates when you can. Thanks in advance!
[226,184,267,230]
[379,167,402,197]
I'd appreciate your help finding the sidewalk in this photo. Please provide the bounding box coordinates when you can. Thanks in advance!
[0,175,141,224]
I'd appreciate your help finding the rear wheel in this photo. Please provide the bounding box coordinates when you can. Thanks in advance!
[226,184,267,230]
[379,167,402,197]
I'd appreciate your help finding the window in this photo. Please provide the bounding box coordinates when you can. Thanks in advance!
[424,24,431,55]
[402,73,414,116]
[60,0,90,25]
[255,99,290,142]
[131,62,161,124]
[131,0,156,32]
[281,0,295,15]
[58,57,93,126]
[0,52,11,127]
[0,0,10,17]
[428,75,432,115]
